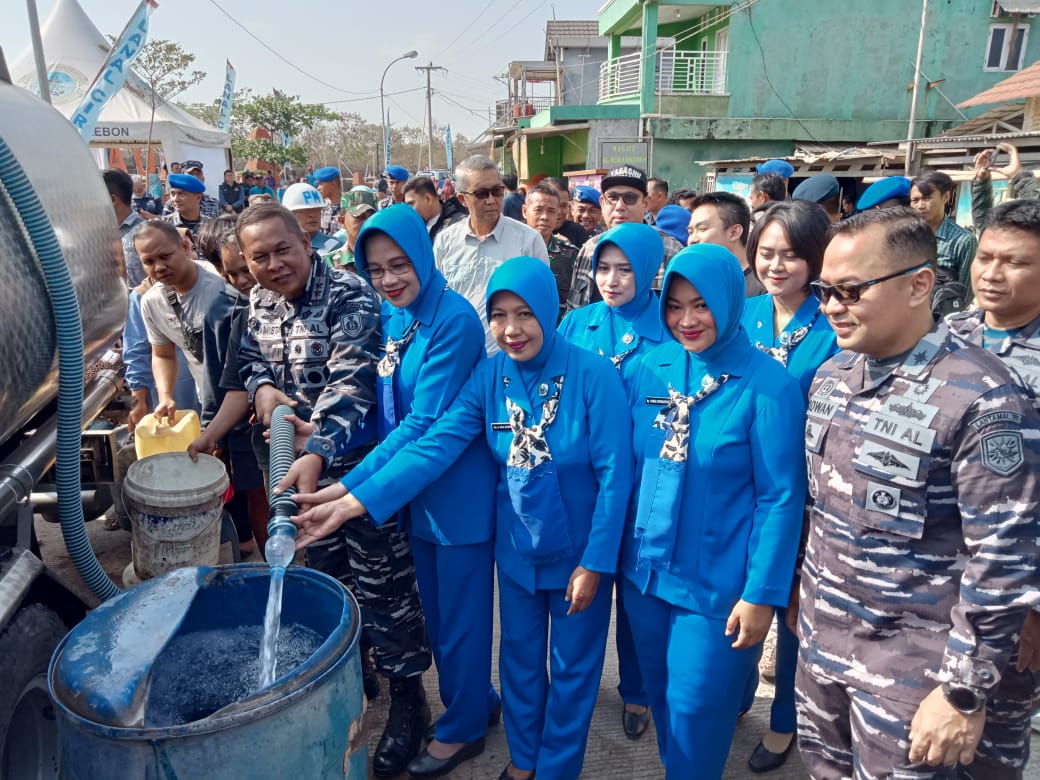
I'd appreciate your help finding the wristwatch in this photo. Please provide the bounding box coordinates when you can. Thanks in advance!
[941,682,987,714]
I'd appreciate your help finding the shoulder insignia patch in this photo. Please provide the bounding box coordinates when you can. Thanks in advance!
[980,430,1024,476]
[969,411,1024,432]
[339,312,363,338]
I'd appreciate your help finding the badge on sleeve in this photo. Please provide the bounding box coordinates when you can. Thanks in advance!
[980,431,1024,476]
[340,312,363,338]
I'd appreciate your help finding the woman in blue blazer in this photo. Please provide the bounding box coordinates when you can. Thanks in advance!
[558,221,667,739]
[293,257,633,780]
[740,200,838,773]
[623,244,806,780]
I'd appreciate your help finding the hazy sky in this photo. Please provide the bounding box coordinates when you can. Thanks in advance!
[1,0,601,140]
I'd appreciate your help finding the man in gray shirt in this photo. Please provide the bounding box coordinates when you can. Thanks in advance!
[433,155,549,353]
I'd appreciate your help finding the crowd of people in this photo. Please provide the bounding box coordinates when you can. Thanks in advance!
[100,146,1040,780]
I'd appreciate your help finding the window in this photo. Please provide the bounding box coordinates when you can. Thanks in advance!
[985,23,1029,71]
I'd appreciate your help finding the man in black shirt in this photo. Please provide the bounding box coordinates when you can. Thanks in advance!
[219,169,246,214]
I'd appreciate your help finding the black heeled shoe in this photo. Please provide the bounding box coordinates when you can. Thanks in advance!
[748,734,796,773]
[498,763,535,780]
[406,736,485,779]
[622,704,649,739]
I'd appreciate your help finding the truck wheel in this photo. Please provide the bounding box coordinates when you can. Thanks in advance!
[0,604,67,780]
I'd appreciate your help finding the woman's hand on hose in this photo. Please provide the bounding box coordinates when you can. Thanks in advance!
[291,489,366,549]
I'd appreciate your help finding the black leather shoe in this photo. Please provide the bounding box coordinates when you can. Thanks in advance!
[498,763,535,780]
[373,678,430,778]
[622,705,649,739]
[406,737,485,779]
[748,736,795,773]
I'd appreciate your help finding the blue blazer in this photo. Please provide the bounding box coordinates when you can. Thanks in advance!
[353,344,633,592]
[345,205,496,545]
[742,294,838,399]
[623,338,807,618]
[558,301,665,390]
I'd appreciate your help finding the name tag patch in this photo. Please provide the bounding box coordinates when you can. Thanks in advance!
[807,396,840,421]
[866,412,936,454]
[645,396,671,406]
[865,481,901,517]
[968,411,1024,432]
[491,423,511,432]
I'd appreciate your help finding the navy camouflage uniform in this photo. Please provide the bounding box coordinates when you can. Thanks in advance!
[238,255,431,680]
[797,323,1040,779]
[565,227,684,312]
[320,200,341,237]
[546,233,578,322]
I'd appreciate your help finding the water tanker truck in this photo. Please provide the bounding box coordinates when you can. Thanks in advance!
[0,53,133,777]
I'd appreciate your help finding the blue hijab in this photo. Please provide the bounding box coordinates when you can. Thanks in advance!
[592,222,667,342]
[659,243,749,374]
[485,256,563,392]
[355,204,447,328]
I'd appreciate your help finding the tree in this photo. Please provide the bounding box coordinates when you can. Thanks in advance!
[231,91,337,170]
[180,88,254,138]
[126,39,205,169]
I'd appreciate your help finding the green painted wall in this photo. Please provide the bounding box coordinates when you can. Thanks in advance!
[724,0,1040,124]
[650,137,790,190]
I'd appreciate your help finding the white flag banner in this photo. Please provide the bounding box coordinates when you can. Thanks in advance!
[70,0,159,141]
[216,59,236,132]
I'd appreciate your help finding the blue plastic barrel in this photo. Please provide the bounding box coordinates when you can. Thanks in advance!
[48,564,366,779]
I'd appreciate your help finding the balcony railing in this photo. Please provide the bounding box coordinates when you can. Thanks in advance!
[493,97,556,127]
[599,49,729,102]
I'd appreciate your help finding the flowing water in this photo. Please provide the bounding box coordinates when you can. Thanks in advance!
[258,566,286,689]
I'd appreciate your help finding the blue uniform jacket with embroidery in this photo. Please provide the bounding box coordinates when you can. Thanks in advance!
[623,245,807,619]
[352,343,633,592]
[341,205,496,545]
[742,293,839,399]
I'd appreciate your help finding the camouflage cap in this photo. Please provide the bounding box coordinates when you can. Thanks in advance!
[342,187,378,217]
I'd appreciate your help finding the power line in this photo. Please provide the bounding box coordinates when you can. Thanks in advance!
[319,87,425,106]
[434,0,508,58]
[205,0,371,95]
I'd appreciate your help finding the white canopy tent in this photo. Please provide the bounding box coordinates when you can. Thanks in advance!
[9,0,230,196]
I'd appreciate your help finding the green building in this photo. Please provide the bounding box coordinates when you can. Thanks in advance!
[499,1,1040,189]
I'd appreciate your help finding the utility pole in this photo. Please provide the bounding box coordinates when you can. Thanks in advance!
[905,0,928,176]
[415,61,446,169]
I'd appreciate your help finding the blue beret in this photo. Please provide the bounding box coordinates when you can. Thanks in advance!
[792,174,840,204]
[168,173,205,194]
[572,185,600,206]
[384,165,410,181]
[312,166,340,183]
[856,176,911,211]
[655,205,691,246]
[757,159,795,177]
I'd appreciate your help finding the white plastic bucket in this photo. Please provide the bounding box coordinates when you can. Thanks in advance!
[122,453,229,580]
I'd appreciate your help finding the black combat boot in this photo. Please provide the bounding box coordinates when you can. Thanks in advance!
[362,648,381,700]
[373,676,430,778]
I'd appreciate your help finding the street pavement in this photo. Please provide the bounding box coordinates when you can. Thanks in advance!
[35,515,1039,779]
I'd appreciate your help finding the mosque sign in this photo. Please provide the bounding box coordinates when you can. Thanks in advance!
[599,140,650,171]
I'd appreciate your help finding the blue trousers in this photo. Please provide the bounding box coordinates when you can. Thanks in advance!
[411,536,498,743]
[740,607,798,734]
[615,582,648,706]
[623,578,759,780]
[498,571,613,780]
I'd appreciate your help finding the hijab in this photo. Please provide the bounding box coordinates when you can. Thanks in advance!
[659,243,748,373]
[592,223,668,342]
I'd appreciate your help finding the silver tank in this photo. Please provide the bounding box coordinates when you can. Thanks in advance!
[0,80,127,446]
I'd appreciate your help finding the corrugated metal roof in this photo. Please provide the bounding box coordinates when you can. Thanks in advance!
[958,59,1040,107]
[938,102,1024,136]
[998,1,1040,13]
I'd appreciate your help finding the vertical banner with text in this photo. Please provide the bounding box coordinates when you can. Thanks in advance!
[445,125,453,172]
[71,0,159,141]
[216,60,236,132]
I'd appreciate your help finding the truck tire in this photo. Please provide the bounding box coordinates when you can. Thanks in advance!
[0,604,67,780]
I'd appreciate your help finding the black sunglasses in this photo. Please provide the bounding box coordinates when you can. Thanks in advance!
[463,185,505,200]
[810,261,931,305]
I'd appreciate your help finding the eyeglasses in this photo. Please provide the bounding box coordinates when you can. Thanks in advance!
[366,260,413,281]
[809,261,931,305]
[601,191,643,206]
[462,185,505,200]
